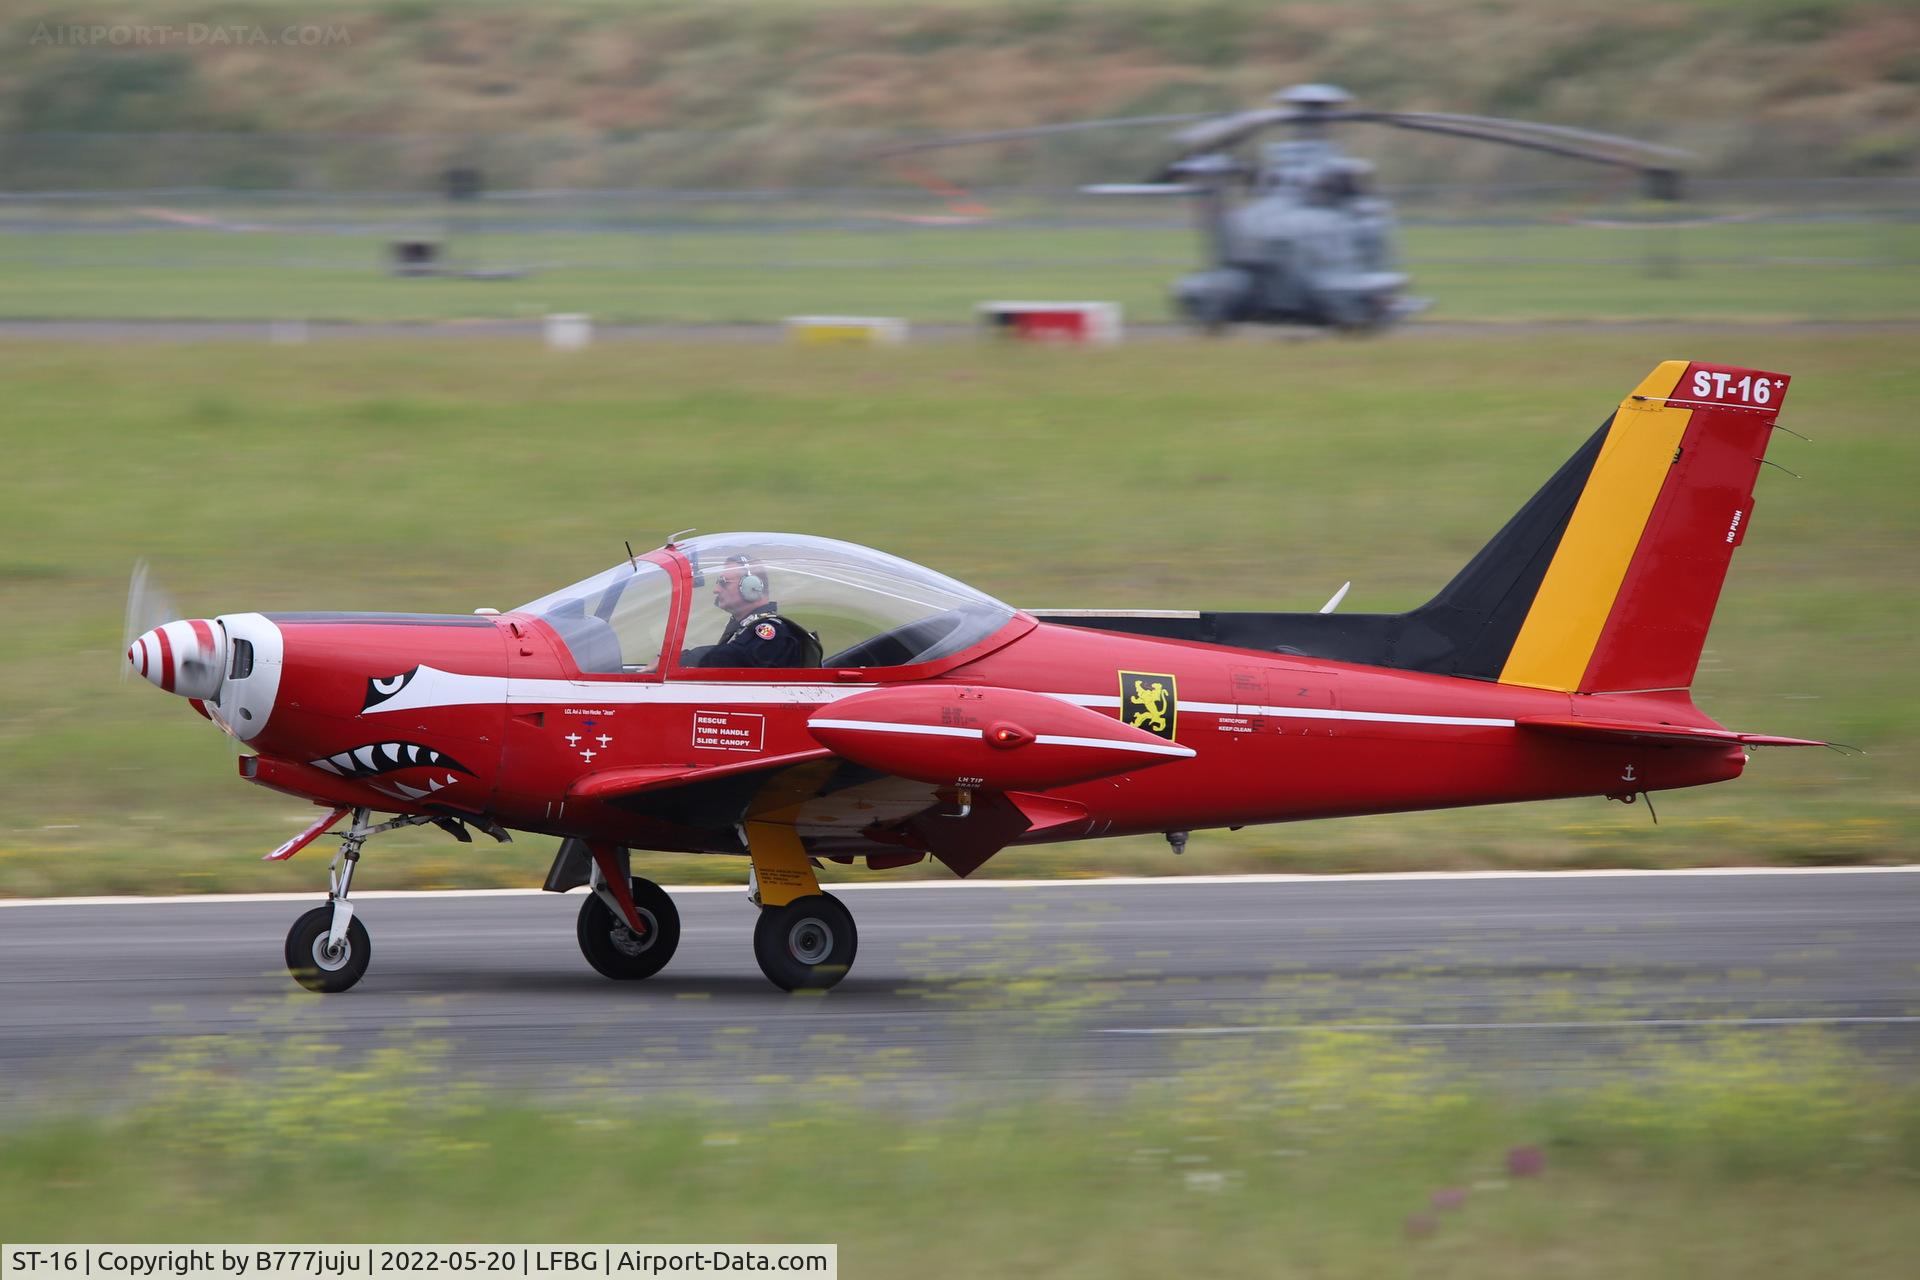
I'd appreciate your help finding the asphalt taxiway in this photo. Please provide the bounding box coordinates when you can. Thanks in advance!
[3,869,1915,1103]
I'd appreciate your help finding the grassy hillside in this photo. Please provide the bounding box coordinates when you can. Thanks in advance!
[2,0,1916,189]
[0,330,1911,895]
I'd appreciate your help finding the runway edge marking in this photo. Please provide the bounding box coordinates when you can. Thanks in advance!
[3,864,1917,909]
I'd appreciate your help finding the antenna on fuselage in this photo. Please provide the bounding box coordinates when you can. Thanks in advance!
[624,540,638,572]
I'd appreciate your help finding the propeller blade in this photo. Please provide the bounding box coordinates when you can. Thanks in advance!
[122,559,180,681]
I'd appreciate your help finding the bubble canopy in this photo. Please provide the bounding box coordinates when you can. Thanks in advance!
[517,533,1019,674]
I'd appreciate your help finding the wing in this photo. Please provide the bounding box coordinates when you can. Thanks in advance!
[564,685,1194,877]
[563,752,1083,879]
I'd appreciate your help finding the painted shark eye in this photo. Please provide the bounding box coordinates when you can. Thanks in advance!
[362,667,418,711]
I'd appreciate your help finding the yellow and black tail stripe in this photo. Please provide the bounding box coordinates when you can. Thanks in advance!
[1496,361,1693,692]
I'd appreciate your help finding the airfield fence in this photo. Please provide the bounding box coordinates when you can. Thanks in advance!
[0,133,1913,319]
[1,129,1914,242]
[3,181,1916,267]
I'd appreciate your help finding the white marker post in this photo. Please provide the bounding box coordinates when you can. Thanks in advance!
[545,313,592,351]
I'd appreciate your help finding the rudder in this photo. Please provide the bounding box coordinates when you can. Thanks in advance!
[1498,360,1791,693]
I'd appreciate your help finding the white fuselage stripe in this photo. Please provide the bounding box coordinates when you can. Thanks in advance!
[808,720,1196,759]
[809,718,981,740]
[1033,733,1195,757]
[1047,691,1511,729]
[376,667,1514,730]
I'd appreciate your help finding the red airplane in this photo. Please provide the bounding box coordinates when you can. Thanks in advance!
[127,359,1822,993]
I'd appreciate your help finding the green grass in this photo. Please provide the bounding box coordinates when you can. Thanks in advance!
[5,1026,1916,1274]
[0,330,1913,895]
[4,0,1914,184]
[0,221,1914,323]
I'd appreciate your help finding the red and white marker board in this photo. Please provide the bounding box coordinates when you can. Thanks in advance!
[978,301,1122,344]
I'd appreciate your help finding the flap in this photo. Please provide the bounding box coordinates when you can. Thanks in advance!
[1518,716,1824,748]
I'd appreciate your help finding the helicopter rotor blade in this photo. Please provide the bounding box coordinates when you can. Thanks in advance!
[1152,109,1389,178]
[1358,111,1692,192]
[872,113,1217,159]
[1371,110,1692,162]
[1154,104,1689,192]
[1165,107,1301,158]
[1081,183,1203,196]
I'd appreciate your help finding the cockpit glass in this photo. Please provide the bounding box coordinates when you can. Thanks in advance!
[517,560,674,674]
[676,533,1014,670]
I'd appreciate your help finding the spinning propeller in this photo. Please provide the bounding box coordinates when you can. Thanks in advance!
[123,559,227,707]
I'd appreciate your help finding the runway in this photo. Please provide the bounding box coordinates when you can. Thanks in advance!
[3,869,1917,1104]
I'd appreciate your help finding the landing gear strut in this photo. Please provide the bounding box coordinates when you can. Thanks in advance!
[744,821,858,991]
[283,807,443,993]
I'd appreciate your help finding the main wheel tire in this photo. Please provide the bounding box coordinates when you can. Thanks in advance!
[285,905,371,993]
[752,893,858,992]
[576,877,681,981]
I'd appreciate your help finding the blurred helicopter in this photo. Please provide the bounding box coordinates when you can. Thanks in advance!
[884,84,1691,332]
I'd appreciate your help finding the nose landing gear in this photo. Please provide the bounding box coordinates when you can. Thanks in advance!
[286,903,370,993]
[283,806,471,993]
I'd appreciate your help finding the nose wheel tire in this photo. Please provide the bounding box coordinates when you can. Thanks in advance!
[577,876,682,981]
[753,893,858,992]
[285,905,371,993]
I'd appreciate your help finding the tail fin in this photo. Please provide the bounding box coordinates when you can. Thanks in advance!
[1494,360,1790,693]
[1036,360,1791,689]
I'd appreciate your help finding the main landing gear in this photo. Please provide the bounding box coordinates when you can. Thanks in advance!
[566,826,858,992]
[743,821,858,992]
[284,816,862,994]
[576,844,682,981]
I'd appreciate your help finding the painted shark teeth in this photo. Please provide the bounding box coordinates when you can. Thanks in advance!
[309,742,469,779]
[372,774,460,802]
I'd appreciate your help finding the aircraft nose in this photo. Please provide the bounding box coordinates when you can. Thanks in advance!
[129,619,226,700]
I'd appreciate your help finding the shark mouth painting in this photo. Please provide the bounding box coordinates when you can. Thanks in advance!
[310,741,471,781]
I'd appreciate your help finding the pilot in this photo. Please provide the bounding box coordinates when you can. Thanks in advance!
[698,556,820,668]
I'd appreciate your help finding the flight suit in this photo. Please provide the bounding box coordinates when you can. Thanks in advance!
[698,605,818,668]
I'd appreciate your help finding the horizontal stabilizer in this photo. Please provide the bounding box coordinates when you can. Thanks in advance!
[1517,716,1825,749]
